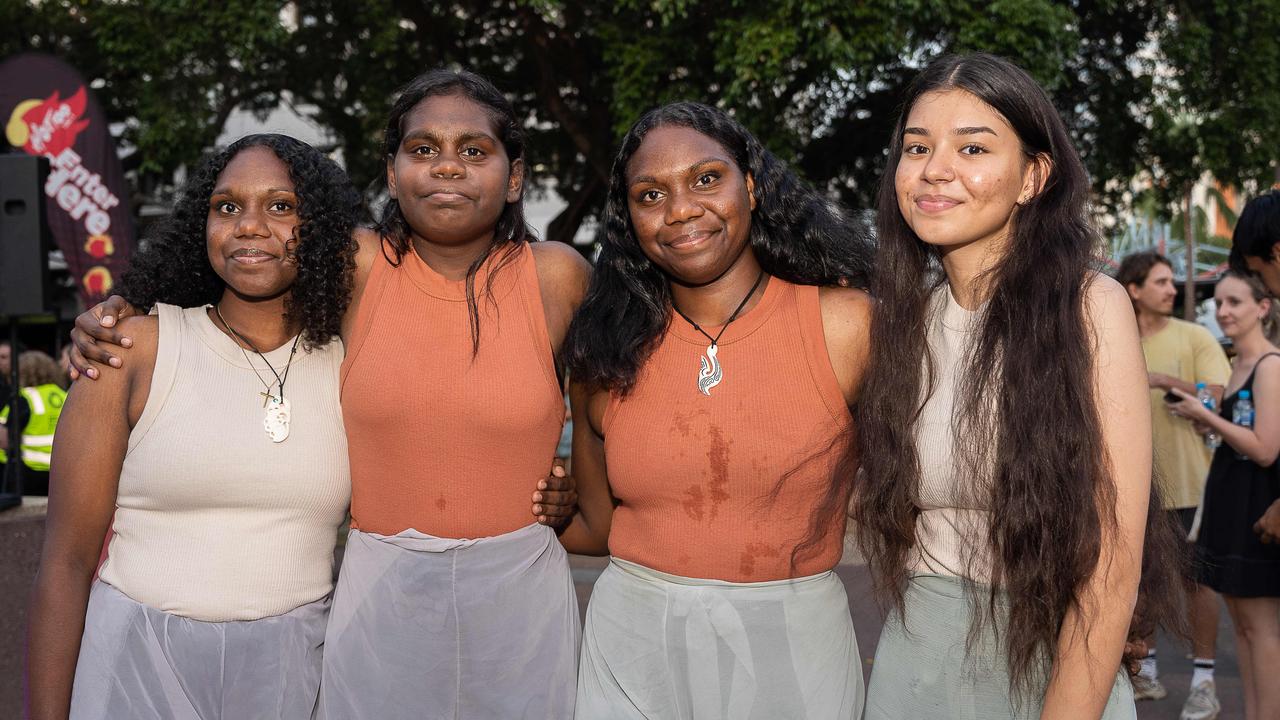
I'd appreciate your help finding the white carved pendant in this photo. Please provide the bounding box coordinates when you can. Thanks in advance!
[264,396,292,443]
[697,343,722,396]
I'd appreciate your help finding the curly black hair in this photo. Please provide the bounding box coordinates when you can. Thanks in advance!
[565,101,874,393]
[117,133,363,348]
[376,68,534,353]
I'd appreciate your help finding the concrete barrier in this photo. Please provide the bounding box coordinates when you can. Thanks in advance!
[0,497,46,719]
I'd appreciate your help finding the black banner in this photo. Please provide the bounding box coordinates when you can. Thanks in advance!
[1,52,134,305]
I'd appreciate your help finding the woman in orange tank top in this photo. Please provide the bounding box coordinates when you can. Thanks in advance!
[560,102,874,718]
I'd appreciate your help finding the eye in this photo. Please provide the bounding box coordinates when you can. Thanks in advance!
[695,172,719,187]
[959,144,988,156]
[269,200,295,213]
[637,189,663,204]
[409,144,437,157]
[214,201,238,214]
[903,143,928,156]
[461,146,484,158]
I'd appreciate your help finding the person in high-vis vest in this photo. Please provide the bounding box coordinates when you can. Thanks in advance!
[0,350,68,496]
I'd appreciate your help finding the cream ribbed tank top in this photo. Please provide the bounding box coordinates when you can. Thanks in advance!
[98,304,351,621]
[910,286,994,582]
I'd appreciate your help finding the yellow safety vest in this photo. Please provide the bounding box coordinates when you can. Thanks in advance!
[0,383,66,471]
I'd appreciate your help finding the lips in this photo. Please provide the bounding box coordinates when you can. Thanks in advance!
[230,247,278,264]
[914,194,962,213]
[423,189,470,203]
[667,228,720,249]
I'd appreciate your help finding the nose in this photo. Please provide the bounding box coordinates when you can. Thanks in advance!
[922,151,954,184]
[664,187,704,224]
[233,206,270,238]
[432,154,466,179]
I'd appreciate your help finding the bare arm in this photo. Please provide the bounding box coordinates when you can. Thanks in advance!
[555,382,614,556]
[1041,276,1150,719]
[818,286,872,406]
[1149,372,1223,403]
[26,317,155,719]
[1170,357,1280,466]
[530,240,592,370]
[340,227,382,345]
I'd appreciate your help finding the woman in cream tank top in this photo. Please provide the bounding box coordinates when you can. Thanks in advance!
[27,134,358,720]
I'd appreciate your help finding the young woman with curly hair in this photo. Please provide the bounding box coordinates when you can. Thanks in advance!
[560,101,874,718]
[68,71,586,718]
[853,53,1159,719]
[27,133,362,719]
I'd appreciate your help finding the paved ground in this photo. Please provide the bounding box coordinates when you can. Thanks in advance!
[568,553,1243,719]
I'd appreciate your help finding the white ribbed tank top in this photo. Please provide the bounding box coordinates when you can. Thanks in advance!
[98,303,351,621]
[910,286,994,582]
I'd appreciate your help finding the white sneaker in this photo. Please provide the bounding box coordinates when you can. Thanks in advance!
[1180,679,1221,720]
[1132,674,1168,701]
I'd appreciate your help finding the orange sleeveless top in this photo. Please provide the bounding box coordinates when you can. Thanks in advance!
[341,240,564,538]
[604,278,854,582]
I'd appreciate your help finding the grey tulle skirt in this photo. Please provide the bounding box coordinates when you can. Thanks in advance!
[864,573,1135,720]
[318,523,579,720]
[576,558,864,719]
[69,580,329,720]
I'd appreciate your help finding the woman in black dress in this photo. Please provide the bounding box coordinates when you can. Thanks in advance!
[1170,270,1280,720]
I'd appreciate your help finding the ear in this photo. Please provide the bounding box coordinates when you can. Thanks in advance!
[745,171,757,212]
[385,155,398,200]
[506,158,525,204]
[1125,282,1142,303]
[1018,153,1053,206]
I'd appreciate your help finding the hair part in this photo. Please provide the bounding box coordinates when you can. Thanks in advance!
[565,100,873,393]
[117,133,362,348]
[375,68,533,353]
[851,52,1183,700]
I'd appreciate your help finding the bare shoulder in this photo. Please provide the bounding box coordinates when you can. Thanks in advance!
[1083,272,1136,331]
[531,240,592,309]
[115,315,159,356]
[352,227,381,277]
[818,286,873,342]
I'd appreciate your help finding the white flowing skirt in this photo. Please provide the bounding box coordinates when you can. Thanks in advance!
[576,558,864,719]
[318,522,579,720]
[70,580,329,720]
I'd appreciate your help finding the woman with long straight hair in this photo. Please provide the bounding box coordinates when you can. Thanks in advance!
[1168,269,1280,720]
[853,53,1159,719]
[561,100,874,718]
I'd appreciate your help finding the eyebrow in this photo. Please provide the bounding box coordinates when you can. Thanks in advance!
[210,187,296,197]
[629,157,729,187]
[401,129,498,145]
[902,126,999,137]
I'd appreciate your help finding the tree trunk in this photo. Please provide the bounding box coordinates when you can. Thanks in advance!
[545,175,604,254]
[1184,186,1196,321]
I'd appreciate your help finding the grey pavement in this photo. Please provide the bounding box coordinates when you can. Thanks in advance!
[568,553,1243,719]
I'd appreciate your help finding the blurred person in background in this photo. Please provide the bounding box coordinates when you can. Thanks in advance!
[1168,270,1280,720]
[1118,250,1229,718]
[0,350,67,497]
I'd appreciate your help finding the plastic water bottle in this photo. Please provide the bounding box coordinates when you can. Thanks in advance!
[1233,390,1255,460]
[1198,382,1222,449]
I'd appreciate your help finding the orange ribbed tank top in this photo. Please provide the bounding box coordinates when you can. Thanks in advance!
[604,278,853,582]
[341,240,564,538]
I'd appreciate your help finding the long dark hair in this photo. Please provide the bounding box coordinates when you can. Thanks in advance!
[376,68,533,352]
[118,133,361,347]
[565,101,873,392]
[851,53,1182,698]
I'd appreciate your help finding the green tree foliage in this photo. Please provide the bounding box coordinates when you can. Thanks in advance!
[3,0,1276,244]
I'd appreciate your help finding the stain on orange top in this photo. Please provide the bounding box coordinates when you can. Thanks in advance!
[604,278,854,581]
[341,240,564,538]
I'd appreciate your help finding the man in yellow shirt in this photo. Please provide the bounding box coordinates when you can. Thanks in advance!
[1120,251,1230,718]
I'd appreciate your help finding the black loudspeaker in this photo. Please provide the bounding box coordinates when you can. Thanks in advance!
[0,154,53,317]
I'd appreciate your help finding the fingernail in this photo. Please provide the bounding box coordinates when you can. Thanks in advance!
[102,316,115,326]
[534,505,543,514]
[88,368,98,379]
[534,493,543,502]
[538,481,547,489]
[109,357,121,368]
[121,338,133,348]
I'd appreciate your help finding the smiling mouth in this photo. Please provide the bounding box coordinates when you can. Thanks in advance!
[231,247,277,264]
[424,190,470,203]
[668,228,719,249]
[915,196,961,213]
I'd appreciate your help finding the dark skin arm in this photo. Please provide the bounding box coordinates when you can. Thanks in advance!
[26,316,155,719]
[553,381,614,555]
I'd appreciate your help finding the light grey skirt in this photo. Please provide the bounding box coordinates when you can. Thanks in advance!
[69,580,329,720]
[576,558,864,719]
[864,573,1135,720]
[318,522,579,720]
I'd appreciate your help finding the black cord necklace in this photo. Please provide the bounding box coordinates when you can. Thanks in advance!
[214,303,300,443]
[670,269,767,396]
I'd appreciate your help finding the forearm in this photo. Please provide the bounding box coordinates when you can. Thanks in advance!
[556,505,611,556]
[1200,412,1278,464]
[1040,558,1139,719]
[26,560,96,719]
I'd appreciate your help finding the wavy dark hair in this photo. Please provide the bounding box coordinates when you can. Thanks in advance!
[850,53,1183,699]
[565,101,874,392]
[117,133,361,348]
[376,68,533,352]
[1230,189,1280,272]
